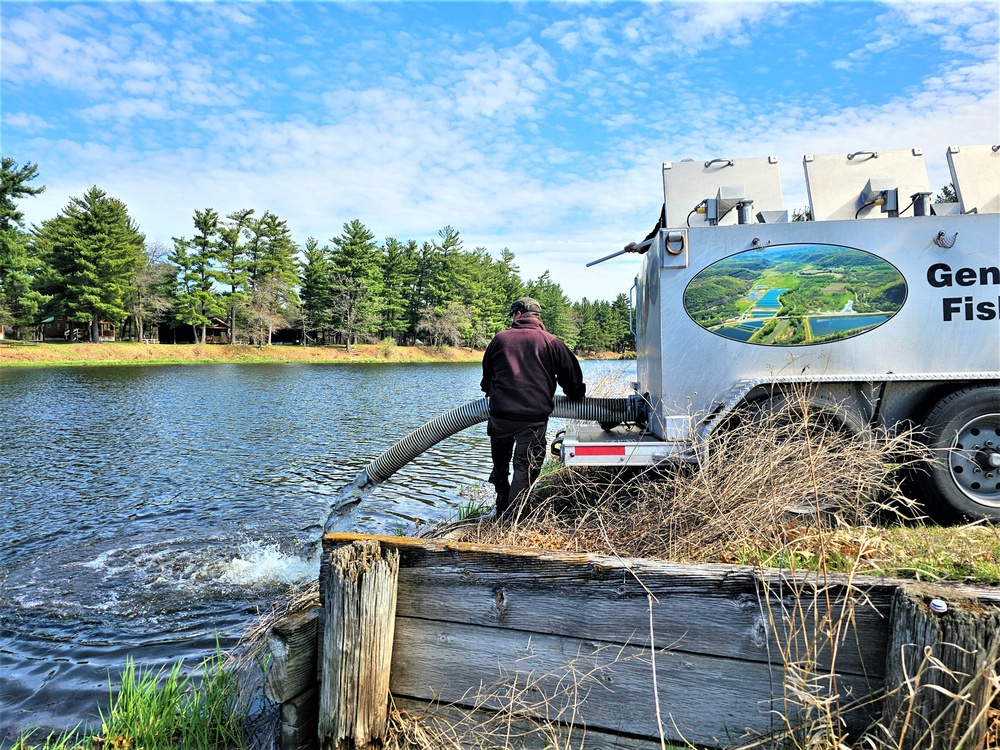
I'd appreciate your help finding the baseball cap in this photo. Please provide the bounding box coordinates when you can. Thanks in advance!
[510,297,542,315]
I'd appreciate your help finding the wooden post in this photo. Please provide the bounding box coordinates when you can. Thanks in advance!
[319,539,399,750]
[883,586,1000,750]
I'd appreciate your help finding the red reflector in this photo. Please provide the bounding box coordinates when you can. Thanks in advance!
[575,446,626,456]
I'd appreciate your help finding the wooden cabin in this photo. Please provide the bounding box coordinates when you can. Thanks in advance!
[41,315,115,342]
[157,317,231,344]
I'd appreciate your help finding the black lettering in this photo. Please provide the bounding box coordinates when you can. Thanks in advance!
[943,297,962,321]
[976,300,997,320]
[965,296,974,319]
[982,266,1000,285]
[956,268,978,286]
[928,263,952,288]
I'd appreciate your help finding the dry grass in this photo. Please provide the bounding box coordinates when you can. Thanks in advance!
[437,390,1000,586]
[0,341,484,366]
[451,391,922,562]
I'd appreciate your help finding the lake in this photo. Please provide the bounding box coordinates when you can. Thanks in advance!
[0,360,629,741]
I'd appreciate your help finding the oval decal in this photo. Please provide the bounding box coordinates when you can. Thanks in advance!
[683,243,907,346]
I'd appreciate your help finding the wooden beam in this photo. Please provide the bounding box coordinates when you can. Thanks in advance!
[324,533,895,677]
[389,615,877,747]
[319,539,399,750]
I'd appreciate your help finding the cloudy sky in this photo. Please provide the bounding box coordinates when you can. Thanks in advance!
[2,1,997,301]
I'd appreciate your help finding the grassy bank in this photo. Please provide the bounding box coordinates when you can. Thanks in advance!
[0,341,484,367]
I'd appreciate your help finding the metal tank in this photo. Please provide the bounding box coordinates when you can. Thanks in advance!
[563,145,1000,522]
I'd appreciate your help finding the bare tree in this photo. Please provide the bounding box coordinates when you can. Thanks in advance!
[128,240,174,341]
[329,274,375,353]
[247,273,292,347]
[417,302,472,347]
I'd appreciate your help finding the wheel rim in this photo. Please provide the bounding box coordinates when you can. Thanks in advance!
[948,412,1000,507]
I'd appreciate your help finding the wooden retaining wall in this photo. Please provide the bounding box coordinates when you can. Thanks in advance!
[267,533,1000,749]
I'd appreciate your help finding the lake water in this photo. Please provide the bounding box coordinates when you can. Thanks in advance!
[0,360,629,741]
[808,314,890,337]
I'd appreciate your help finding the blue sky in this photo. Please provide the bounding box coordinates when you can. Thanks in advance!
[2,1,997,301]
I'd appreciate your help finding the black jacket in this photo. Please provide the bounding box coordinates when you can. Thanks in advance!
[480,316,586,421]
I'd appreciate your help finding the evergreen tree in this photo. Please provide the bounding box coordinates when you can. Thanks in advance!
[248,211,299,297]
[608,293,634,352]
[525,271,578,348]
[169,208,224,344]
[935,183,957,203]
[38,186,145,343]
[300,236,334,344]
[0,158,47,338]
[217,208,254,344]
[245,211,299,345]
[379,237,417,343]
[329,220,382,345]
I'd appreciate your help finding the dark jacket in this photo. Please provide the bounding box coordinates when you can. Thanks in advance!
[480,316,586,421]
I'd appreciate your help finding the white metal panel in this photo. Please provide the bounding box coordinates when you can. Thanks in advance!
[804,148,930,221]
[662,156,784,229]
[947,145,1000,214]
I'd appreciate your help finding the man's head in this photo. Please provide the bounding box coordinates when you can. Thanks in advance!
[510,297,542,319]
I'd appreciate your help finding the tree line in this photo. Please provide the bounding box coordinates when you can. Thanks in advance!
[0,158,634,352]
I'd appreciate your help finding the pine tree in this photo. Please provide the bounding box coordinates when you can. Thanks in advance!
[217,208,253,344]
[0,158,47,338]
[379,237,417,343]
[300,236,334,344]
[169,208,224,344]
[329,220,382,347]
[39,186,145,343]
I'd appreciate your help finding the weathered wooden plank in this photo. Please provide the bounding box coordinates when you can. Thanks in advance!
[266,606,321,704]
[324,533,894,678]
[392,695,674,750]
[281,686,319,750]
[319,540,399,750]
[388,615,877,747]
[883,586,1000,750]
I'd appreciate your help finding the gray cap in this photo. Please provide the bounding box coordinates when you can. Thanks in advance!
[510,297,542,315]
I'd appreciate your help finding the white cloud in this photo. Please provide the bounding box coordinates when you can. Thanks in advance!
[2,112,52,131]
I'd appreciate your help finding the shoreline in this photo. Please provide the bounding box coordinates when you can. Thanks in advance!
[0,341,485,367]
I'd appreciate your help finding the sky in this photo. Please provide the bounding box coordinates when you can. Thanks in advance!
[2,1,998,302]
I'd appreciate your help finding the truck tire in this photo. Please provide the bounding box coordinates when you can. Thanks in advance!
[915,385,1000,522]
[744,392,866,436]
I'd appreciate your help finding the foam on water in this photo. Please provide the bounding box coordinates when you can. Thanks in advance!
[218,539,319,587]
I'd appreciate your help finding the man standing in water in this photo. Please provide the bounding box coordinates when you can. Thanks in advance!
[481,297,586,518]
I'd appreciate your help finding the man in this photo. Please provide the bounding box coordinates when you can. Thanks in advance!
[480,297,586,517]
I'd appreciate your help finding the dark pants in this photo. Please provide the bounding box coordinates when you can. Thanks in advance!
[488,416,548,517]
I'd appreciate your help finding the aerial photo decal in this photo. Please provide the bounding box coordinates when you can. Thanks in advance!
[683,243,907,346]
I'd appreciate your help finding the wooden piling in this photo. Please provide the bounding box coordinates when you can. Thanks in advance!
[319,539,399,750]
[883,586,1000,750]
[266,606,321,704]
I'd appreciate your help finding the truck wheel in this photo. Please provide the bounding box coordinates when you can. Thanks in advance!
[745,392,866,436]
[915,385,1000,522]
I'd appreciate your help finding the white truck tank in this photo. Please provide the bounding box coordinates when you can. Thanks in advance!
[562,145,1000,522]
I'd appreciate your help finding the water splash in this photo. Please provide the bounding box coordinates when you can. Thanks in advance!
[218,539,318,586]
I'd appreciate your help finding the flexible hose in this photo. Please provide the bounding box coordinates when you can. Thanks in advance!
[326,395,638,520]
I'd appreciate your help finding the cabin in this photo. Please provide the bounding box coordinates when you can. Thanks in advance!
[40,315,115,342]
[157,317,231,344]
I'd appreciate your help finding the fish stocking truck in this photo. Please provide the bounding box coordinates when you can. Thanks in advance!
[326,145,999,532]
[560,144,1000,523]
